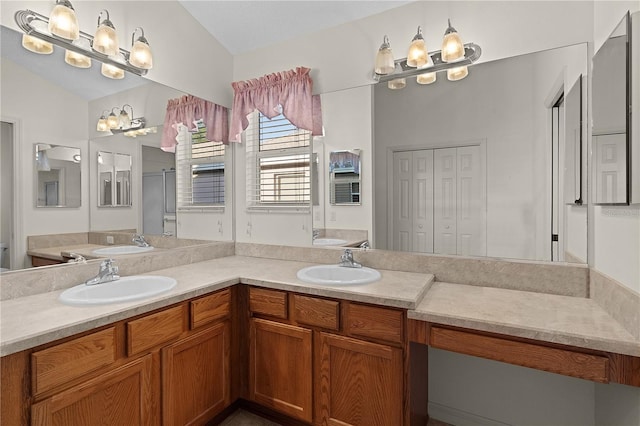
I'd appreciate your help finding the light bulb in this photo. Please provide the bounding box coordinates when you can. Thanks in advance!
[374,35,395,75]
[93,10,119,56]
[119,110,131,129]
[417,72,436,85]
[107,112,119,129]
[387,78,406,90]
[21,34,53,54]
[101,63,124,79]
[442,19,465,63]
[96,117,109,132]
[447,65,469,81]
[48,0,79,40]
[406,26,428,68]
[129,29,153,69]
[64,38,92,68]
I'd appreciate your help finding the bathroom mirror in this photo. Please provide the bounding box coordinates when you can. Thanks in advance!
[97,151,132,207]
[373,43,588,263]
[592,12,633,204]
[329,150,361,205]
[34,144,81,208]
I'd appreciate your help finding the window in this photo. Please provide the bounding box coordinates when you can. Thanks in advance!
[176,119,226,208]
[246,111,312,208]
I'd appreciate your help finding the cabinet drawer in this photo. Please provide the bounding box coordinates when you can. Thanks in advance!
[249,287,287,319]
[191,289,231,329]
[292,295,339,330]
[430,327,610,383]
[32,327,116,395]
[127,305,186,356]
[345,303,404,344]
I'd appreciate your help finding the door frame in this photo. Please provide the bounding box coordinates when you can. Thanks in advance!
[1,117,23,270]
[386,139,487,255]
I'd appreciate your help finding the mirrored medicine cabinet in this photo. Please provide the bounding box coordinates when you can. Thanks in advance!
[329,149,361,205]
[34,143,81,208]
[97,151,132,207]
[592,11,638,205]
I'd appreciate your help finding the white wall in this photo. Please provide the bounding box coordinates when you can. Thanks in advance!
[1,59,89,267]
[429,349,596,426]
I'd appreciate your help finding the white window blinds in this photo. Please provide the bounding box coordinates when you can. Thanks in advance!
[176,120,226,209]
[246,111,312,208]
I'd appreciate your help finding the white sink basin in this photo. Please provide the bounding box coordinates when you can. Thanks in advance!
[297,265,381,285]
[92,245,154,256]
[59,275,177,306]
[313,238,348,246]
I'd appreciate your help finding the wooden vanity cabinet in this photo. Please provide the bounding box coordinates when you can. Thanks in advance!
[249,318,313,422]
[31,355,154,426]
[247,286,408,426]
[317,333,403,426]
[30,255,64,267]
[163,320,231,426]
[1,288,233,426]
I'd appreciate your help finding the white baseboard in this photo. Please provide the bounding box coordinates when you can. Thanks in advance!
[429,402,512,426]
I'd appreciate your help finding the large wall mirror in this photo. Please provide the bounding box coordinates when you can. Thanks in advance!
[2,23,233,269]
[592,12,635,205]
[34,143,81,208]
[373,43,588,263]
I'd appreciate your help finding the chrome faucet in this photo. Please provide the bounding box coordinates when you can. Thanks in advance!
[66,252,86,263]
[85,259,120,286]
[359,241,370,251]
[339,249,362,268]
[132,233,150,247]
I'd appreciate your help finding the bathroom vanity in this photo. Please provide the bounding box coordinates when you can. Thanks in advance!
[1,248,638,426]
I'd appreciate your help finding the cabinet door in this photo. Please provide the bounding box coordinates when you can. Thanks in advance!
[31,355,153,426]
[249,318,312,422]
[162,321,230,426]
[318,333,403,426]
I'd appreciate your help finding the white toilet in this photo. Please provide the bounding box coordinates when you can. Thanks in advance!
[0,242,8,272]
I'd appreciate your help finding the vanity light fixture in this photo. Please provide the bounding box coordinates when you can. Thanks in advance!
[48,0,79,40]
[106,108,119,129]
[101,53,126,79]
[15,8,153,78]
[373,19,481,88]
[129,27,153,70]
[96,105,146,134]
[118,104,133,129]
[96,110,110,132]
[64,37,91,68]
[92,10,118,56]
[406,26,428,68]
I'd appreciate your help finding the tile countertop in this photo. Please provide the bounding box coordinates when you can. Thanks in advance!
[0,256,433,356]
[409,282,640,357]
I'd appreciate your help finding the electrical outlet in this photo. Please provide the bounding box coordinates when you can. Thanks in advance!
[106,235,114,245]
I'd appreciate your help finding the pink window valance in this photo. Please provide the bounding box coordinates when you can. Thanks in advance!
[161,95,229,153]
[230,66,323,142]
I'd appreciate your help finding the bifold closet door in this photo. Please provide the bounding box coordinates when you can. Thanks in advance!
[434,146,485,256]
[392,150,434,253]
